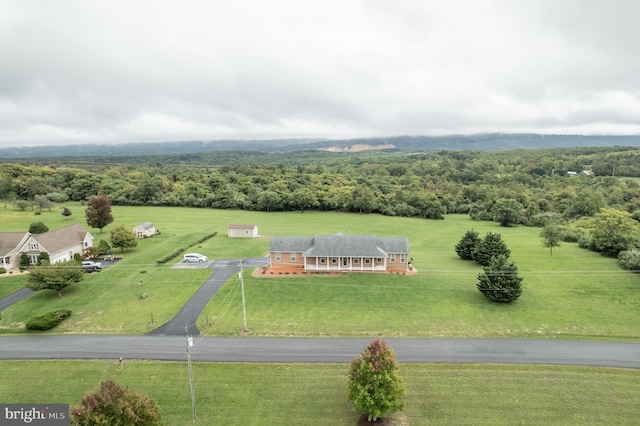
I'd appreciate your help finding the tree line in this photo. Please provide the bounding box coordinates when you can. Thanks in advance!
[2,147,639,223]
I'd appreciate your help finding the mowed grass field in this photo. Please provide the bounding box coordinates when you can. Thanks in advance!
[0,360,638,425]
[1,204,639,340]
[2,205,640,424]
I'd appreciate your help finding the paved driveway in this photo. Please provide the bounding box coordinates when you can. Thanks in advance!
[148,257,268,336]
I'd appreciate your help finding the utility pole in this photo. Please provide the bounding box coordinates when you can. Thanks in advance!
[185,327,197,423]
[239,261,249,333]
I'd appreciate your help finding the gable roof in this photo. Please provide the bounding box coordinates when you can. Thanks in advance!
[228,224,257,229]
[135,222,155,230]
[32,223,92,253]
[0,232,30,257]
[269,235,409,258]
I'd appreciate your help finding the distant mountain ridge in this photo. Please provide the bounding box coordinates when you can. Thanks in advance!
[2,134,640,159]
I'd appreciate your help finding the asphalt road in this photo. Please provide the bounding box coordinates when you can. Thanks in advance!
[0,335,638,368]
[2,257,639,368]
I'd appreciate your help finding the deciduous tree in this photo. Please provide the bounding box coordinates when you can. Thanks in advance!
[85,195,114,233]
[590,208,640,256]
[491,198,524,227]
[26,260,84,298]
[348,339,405,422]
[71,379,163,426]
[110,224,138,253]
[540,223,562,255]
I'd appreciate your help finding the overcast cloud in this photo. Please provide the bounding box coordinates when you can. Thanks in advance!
[2,0,640,147]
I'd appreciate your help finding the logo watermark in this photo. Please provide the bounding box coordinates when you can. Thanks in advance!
[1,404,68,425]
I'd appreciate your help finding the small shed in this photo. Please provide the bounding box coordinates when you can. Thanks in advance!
[228,224,259,238]
[133,222,156,238]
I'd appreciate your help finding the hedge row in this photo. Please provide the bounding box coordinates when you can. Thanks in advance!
[26,309,72,331]
[156,231,218,264]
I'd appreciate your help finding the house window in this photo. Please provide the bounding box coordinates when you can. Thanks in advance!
[245,230,249,235]
[320,257,326,264]
[354,258,359,264]
[376,258,382,263]
[291,253,296,262]
[28,255,38,265]
[331,257,337,264]
[390,254,396,263]
[275,252,281,261]
[30,243,38,250]
[84,241,89,247]
[365,258,371,265]
[400,254,406,263]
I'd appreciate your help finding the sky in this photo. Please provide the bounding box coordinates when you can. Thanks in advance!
[2,0,640,147]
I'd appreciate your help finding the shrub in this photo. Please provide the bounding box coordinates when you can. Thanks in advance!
[26,309,72,331]
[29,222,49,234]
[71,379,163,426]
[0,267,6,274]
[618,249,640,271]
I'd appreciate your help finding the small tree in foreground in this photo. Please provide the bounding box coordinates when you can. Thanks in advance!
[348,339,405,422]
[71,379,163,426]
[26,260,84,298]
[477,254,523,303]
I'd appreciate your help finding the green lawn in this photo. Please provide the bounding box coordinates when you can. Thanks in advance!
[0,360,638,425]
[1,206,639,340]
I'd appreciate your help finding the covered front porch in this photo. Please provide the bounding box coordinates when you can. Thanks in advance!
[303,255,387,272]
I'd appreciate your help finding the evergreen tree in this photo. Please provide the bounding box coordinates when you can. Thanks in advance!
[62,207,72,218]
[455,229,481,260]
[348,339,405,422]
[477,254,523,303]
[96,239,112,256]
[472,232,511,266]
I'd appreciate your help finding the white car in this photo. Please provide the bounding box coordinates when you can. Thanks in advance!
[82,260,102,272]
[183,253,208,263]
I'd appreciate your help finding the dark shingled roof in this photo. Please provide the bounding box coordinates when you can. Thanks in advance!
[269,236,314,253]
[269,235,409,257]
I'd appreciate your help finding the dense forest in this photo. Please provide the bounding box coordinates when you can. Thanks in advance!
[2,146,640,218]
[3,145,640,264]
